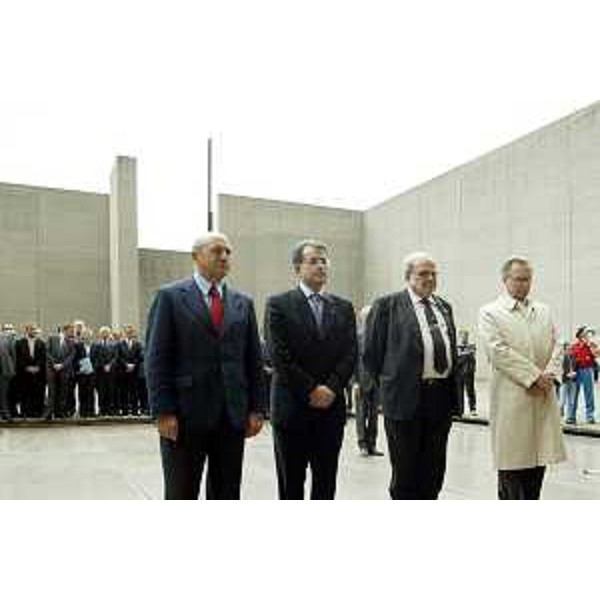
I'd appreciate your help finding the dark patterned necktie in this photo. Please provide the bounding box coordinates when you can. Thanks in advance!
[309,293,323,332]
[421,297,449,374]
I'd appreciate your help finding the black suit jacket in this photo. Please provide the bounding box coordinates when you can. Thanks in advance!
[15,338,46,379]
[145,278,266,431]
[116,339,143,375]
[90,340,117,372]
[46,335,77,375]
[364,289,459,420]
[265,287,357,431]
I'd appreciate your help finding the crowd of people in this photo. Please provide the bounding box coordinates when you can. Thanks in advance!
[0,320,148,421]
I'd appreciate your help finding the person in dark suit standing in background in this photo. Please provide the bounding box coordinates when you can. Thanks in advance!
[456,330,477,417]
[117,325,143,415]
[355,305,384,457]
[0,323,17,421]
[15,323,47,418]
[265,239,357,500]
[44,323,77,419]
[91,326,117,416]
[365,251,459,500]
[146,232,266,500]
[74,328,96,418]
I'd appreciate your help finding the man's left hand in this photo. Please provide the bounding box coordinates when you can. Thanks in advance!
[245,412,264,438]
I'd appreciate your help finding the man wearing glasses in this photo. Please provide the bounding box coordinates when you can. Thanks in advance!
[365,252,459,499]
[265,240,357,499]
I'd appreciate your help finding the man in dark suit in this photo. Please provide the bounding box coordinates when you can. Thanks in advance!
[116,325,143,415]
[456,330,477,416]
[15,323,47,418]
[146,232,266,500]
[0,324,17,420]
[355,305,384,457]
[74,328,96,418]
[91,326,118,416]
[365,252,459,500]
[44,323,77,419]
[265,239,357,500]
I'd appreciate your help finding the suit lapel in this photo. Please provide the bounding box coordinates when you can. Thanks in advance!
[180,279,218,336]
[399,289,425,360]
[320,294,337,340]
[221,286,242,337]
[293,287,320,339]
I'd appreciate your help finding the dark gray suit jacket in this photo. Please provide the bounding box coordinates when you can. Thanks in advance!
[145,278,266,431]
[364,289,459,420]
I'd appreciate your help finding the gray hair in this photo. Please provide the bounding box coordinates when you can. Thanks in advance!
[191,232,230,253]
[291,239,328,271]
[501,256,531,279]
[403,251,436,281]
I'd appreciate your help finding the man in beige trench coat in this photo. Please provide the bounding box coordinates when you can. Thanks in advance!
[478,257,566,500]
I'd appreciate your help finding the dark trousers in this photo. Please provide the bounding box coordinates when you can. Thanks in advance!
[384,415,452,500]
[498,466,546,500]
[95,369,115,415]
[19,374,46,418]
[77,374,96,417]
[160,416,246,500]
[46,369,73,418]
[273,418,344,500]
[356,386,379,451]
[137,377,149,415]
[0,376,12,418]
[121,372,139,415]
[457,371,477,414]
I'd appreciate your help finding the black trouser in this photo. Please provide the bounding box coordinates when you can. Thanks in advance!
[160,416,246,500]
[77,374,96,417]
[46,370,73,418]
[65,377,76,417]
[95,369,115,415]
[457,370,477,414]
[19,374,46,418]
[356,385,379,451]
[498,466,546,500]
[273,417,345,500]
[120,372,139,415]
[137,377,149,415]
[8,377,20,417]
[0,376,13,419]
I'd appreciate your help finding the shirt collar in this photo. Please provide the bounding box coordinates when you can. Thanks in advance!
[500,293,531,312]
[299,281,324,299]
[193,271,225,298]
[407,286,433,307]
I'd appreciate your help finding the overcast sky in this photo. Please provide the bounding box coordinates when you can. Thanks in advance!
[1,1,599,251]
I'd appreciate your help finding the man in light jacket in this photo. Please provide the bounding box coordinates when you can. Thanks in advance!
[478,257,566,500]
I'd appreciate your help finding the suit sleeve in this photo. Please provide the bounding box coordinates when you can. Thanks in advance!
[244,299,267,416]
[145,288,178,416]
[324,301,358,394]
[363,297,389,384]
[478,306,541,389]
[264,296,317,399]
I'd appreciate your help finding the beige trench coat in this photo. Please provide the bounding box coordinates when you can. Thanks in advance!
[478,295,566,470]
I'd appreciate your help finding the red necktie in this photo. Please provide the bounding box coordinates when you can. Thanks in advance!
[209,285,224,332]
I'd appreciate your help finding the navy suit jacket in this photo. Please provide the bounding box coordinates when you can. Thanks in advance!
[265,287,357,431]
[145,278,266,431]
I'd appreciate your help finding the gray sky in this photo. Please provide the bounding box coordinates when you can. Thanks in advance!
[1,0,599,250]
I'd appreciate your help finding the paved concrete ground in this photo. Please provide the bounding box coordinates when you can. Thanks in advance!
[1,419,600,499]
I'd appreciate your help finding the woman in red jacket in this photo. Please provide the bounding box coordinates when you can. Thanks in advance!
[567,326,599,424]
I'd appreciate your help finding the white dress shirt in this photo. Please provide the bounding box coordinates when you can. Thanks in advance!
[193,271,225,308]
[407,287,453,379]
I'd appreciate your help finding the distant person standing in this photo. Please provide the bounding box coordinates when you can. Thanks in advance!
[75,329,96,418]
[15,324,47,418]
[567,326,599,425]
[355,305,383,457]
[44,323,77,419]
[0,324,17,420]
[91,326,117,416]
[559,342,577,419]
[456,330,477,416]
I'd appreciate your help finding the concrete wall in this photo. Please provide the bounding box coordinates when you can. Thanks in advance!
[138,248,192,334]
[0,182,110,333]
[364,101,600,371]
[219,194,364,329]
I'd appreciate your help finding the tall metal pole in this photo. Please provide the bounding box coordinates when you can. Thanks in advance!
[207,137,213,231]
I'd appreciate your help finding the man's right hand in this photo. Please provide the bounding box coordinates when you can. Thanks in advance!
[309,385,336,409]
[157,414,178,441]
[530,373,554,395]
